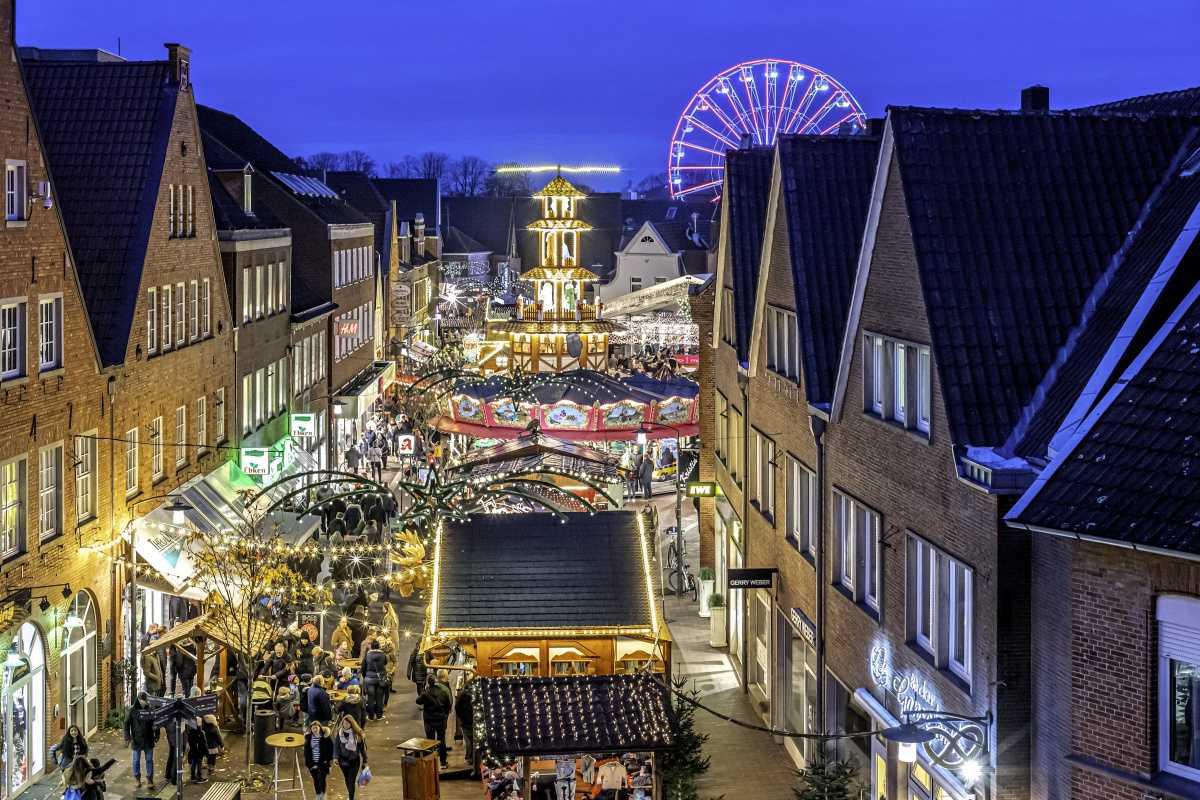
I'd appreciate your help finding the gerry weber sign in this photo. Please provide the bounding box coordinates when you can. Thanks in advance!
[868,642,941,717]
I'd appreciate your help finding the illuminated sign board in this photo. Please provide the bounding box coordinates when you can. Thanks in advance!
[290,413,316,437]
[240,448,271,476]
[727,567,776,589]
[686,481,723,498]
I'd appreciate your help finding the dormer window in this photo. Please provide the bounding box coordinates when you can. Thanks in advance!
[178,58,190,91]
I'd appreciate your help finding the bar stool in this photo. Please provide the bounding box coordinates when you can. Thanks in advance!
[266,731,307,800]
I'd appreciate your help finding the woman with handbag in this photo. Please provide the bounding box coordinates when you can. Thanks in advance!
[333,715,368,800]
[52,725,89,775]
[304,722,334,800]
[62,757,95,800]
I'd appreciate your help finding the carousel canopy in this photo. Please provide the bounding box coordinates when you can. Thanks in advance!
[456,369,695,406]
[474,673,676,757]
[430,511,659,637]
[448,432,626,484]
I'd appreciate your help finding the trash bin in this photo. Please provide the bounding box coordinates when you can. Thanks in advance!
[397,737,440,800]
[253,708,277,765]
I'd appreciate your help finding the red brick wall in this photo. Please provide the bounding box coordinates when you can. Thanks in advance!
[689,282,716,569]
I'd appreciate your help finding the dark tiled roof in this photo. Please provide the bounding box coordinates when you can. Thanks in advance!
[1007,283,1200,555]
[201,130,248,171]
[371,178,439,226]
[723,147,774,362]
[441,196,516,254]
[208,172,283,232]
[196,104,297,173]
[325,170,388,216]
[778,134,881,405]
[24,59,177,366]
[891,107,1200,446]
[474,673,674,756]
[442,225,490,254]
[1015,141,1200,457]
[434,512,653,631]
[1077,86,1200,115]
[652,220,707,253]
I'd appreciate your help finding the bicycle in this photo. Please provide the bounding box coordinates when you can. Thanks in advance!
[661,526,698,601]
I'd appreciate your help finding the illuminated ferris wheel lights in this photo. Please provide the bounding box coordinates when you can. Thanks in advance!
[836,96,851,108]
[816,79,831,91]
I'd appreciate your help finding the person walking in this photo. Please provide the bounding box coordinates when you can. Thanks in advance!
[344,445,361,475]
[123,692,158,789]
[455,679,476,774]
[406,644,428,688]
[171,645,197,697]
[52,724,89,775]
[361,639,388,721]
[201,715,223,779]
[415,675,452,768]
[62,757,97,800]
[638,451,654,499]
[185,717,207,784]
[306,675,333,726]
[333,716,368,800]
[141,650,165,697]
[337,685,367,729]
[304,722,334,800]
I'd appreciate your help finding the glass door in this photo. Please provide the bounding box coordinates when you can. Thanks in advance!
[63,592,99,735]
[5,622,45,799]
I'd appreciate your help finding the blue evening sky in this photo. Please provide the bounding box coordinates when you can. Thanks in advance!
[19,0,1200,191]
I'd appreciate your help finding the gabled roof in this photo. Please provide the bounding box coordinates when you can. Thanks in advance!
[533,175,586,198]
[371,178,440,228]
[207,172,285,232]
[198,105,369,227]
[474,673,675,757]
[442,225,490,255]
[24,59,178,366]
[201,130,249,171]
[325,170,388,216]
[1013,138,1200,458]
[723,147,774,362]
[431,512,656,633]
[653,219,707,253]
[1006,280,1200,558]
[776,134,881,406]
[888,107,1200,446]
[1076,86,1200,115]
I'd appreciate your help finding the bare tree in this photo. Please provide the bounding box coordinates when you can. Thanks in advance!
[386,156,421,178]
[338,149,377,176]
[447,155,491,196]
[418,151,450,182]
[485,164,534,197]
[301,151,341,175]
[635,172,669,198]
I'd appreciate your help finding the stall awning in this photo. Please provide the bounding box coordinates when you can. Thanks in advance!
[142,612,277,656]
[430,415,696,442]
[474,673,675,757]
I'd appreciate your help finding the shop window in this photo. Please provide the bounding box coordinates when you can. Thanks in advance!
[1159,595,1200,781]
[833,490,881,615]
[910,763,932,800]
[752,593,770,695]
[787,629,818,763]
[496,655,539,676]
[7,622,46,793]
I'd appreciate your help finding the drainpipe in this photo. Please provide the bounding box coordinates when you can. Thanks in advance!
[738,370,751,695]
[810,414,828,749]
[106,375,119,710]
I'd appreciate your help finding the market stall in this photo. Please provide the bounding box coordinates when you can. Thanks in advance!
[473,673,676,800]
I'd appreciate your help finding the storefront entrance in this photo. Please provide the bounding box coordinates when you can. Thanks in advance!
[3,622,46,800]
[62,592,98,735]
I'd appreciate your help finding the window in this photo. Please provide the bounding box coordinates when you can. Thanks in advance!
[715,393,728,463]
[720,287,736,346]
[266,262,275,314]
[174,282,185,345]
[907,533,973,683]
[125,429,139,497]
[150,417,163,480]
[201,279,211,336]
[215,388,226,443]
[188,281,198,341]
[242,172,252,213]
[1,300,26,379]
[5,160,27,221]
[751,429,775,520]
[36,297,62,371]
[0,457,25,557]
[255,368,266,426]
[276,262,287,310]
[196,396,207,452]
[1159,596,1200,780]
[729,406,744,485]
[864,333,932,435]
[318,330,326,379]
[242,267,252,322]
[147,287,158,354]
[168,184,176,236]
[293,346,302,395]
[786,456,815,555]
[38,445,61,540]
[161,285,172,350]
[242,373,253,433]
[255,264,264,318]
[266,362,276,418]
[766,306,799,380]
[174,405,187,467]
[74,434,95,522]
[833,490,881,613]
[276,357,287,410]
[186,185,194,236]
[630,276,642,292]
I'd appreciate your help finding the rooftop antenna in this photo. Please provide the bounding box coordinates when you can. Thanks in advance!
[117,37,121,56]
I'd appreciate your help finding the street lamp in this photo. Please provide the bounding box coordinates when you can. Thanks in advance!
[880,710,992,779]
[638,420,691,599]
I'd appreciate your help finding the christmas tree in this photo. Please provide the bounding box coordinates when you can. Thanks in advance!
[660,677,712,800]
[794,754,860,800]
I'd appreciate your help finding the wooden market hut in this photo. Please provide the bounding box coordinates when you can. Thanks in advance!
[422,511,669,677]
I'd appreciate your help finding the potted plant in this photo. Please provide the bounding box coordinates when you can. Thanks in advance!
[709,592,727,648]
[698,567,716,618]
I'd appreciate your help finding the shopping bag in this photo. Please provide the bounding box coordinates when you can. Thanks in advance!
[357,765,372,786]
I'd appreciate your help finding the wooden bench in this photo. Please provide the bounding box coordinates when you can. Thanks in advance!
[199,780,242,800]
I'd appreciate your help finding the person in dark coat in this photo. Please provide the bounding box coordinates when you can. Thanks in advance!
[416,676,452,768]
[306,675,333,726]
[186,718,207,783]
[123,692,158,789]
[337,685,367,729]
[406,645,428,687]
[305,722,335,800]
[333,716,368,800]
[455,680,476,770]
[201,715,223,777]
[638,453,653,498]
[171,645,197,696]
[52,725,89,771]
[361,641,388,721]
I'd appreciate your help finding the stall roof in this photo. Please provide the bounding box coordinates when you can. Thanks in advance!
[455,369,696,406]
[474,673,675,757]
[142,612,277,655]
[454,432,620,470]
[431,511,659,637]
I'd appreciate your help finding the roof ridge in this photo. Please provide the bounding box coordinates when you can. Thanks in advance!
[999,128,1200,457]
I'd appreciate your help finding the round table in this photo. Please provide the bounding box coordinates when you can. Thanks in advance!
[266,732,307,800]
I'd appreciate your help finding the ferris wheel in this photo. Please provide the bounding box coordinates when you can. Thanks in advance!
[667,59,867,200]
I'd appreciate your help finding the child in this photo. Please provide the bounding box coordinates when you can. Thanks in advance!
[186,718,208,784]
[201,715,224,777]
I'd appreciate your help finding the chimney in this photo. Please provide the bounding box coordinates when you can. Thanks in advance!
[690,211,701,246]
[165,43,191,89]
[414,212,426,250]
[1021,85,1050,112]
